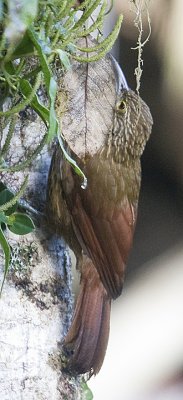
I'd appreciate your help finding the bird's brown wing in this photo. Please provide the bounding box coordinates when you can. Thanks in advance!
[46,145,82,262]
[62,151,140,299]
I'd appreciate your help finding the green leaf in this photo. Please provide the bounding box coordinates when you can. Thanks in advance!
[0,212,9,224]
[27,27,52,89]
[27,27,58,142]
[56,49,71,70]
[12,31,35,58]
[0,157,7,168]
[0,226,11,294]
[57,134,87,189]
[8,213,35,235]
[3,61,16,75]
[81,382,93,400]
[48,77,58,142]
[20,79,49,126]
[0,182,6,192]
[0,189,17,215]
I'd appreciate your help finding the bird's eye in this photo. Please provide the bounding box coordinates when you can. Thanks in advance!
[117,100,127,114]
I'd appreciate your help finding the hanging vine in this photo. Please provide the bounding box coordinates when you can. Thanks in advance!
[130,0,151,93]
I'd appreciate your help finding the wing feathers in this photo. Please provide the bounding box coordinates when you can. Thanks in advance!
[61,151,139,299]
[72,193,136,299]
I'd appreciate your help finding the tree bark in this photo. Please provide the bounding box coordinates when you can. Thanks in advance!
[0,110,82,399]
[0,39,116,397]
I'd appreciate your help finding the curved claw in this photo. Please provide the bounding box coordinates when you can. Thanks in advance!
[110,54,129,92]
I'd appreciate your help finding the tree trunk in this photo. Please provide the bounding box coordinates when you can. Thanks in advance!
[0,40,116,398]
[0,110,82,399]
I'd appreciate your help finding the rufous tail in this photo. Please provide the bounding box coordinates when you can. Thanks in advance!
[63,257,111,375]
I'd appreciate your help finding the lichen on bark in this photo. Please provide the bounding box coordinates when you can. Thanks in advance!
[0,105,82,399]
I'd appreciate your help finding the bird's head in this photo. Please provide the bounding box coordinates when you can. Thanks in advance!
[110,56,153,161]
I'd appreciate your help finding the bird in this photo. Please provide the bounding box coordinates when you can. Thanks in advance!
[46,56,153,376]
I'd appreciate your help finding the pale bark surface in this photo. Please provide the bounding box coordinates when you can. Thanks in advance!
[0,113,81,399]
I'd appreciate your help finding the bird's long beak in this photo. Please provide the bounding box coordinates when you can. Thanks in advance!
[110,54,129,93]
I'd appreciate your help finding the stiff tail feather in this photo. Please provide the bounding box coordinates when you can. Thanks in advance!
[63,257,111,375]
